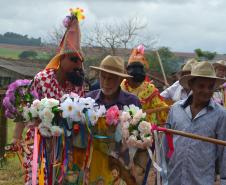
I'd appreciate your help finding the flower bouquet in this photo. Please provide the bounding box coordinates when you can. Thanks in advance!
[3,79,38,122]
[120,104,153,149]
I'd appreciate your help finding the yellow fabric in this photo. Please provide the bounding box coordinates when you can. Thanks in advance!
[45,54,61,69]
[121,79,168,124]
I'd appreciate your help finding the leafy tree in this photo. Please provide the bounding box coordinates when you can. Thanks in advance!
[194,48,217,60]
[19,50,38,59]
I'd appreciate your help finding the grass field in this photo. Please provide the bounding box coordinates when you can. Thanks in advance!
[0,120,24,185]
[0,46,51,60]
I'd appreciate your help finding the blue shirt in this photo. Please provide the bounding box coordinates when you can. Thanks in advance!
[164,96,226,185]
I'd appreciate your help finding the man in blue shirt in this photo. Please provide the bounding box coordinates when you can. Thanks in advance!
[165,61,226,185]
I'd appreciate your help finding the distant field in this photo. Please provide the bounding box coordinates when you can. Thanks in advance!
[0,43,52,60]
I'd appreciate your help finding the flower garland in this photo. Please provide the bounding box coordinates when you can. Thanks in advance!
[3,79,38,122]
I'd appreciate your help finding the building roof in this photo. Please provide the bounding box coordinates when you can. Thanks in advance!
[0,58,46,77]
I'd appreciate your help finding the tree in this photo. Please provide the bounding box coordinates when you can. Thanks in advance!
[19,50,38,59]
[194,48,217,60]
[84,17,156,55]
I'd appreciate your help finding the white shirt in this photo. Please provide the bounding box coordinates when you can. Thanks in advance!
[160,81,189,102]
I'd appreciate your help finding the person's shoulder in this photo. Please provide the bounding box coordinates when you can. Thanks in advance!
[85,89,101,99]
[121,89,140,106]
[213,102,226,115]
[35,68,55,80]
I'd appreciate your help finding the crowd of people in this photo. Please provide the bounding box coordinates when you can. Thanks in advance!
[8,8,226,185]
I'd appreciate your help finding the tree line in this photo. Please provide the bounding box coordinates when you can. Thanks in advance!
[0,32,42,46]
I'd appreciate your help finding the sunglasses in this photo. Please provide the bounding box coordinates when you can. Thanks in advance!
[70,56,83,63]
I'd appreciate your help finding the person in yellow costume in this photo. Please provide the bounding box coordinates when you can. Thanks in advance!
[121,45,168,125]
[120,45,168,184]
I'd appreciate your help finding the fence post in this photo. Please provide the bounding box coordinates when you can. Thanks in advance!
[0,89,7,163]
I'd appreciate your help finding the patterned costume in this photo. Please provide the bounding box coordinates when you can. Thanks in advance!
[23,68,84,184]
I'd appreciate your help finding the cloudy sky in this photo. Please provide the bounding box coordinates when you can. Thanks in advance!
[1,0,226,53]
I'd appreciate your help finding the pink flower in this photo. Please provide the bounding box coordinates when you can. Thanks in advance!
[106,105,120,126]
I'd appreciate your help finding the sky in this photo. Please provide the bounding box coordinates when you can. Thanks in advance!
[1,0,226,53]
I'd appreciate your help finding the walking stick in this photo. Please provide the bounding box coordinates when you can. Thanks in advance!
[152,126,226,146]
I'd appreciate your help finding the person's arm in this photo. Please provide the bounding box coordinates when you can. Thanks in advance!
[216,112,226,184]
[12,122,25,144]
[160,81,179,100]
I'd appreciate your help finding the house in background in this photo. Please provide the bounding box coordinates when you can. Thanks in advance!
[0,58,47,88]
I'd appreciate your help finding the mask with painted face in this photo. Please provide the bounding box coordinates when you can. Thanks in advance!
[127,62,146,83]
[66,68,85,86]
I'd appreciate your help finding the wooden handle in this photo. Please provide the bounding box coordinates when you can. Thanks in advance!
[145,106,170,114]
[163,128,226,146]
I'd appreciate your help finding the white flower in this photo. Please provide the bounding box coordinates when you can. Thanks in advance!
[69,92,80,101]
[120,111,131,122]
[39,108,54,124]
[60,98,76,119]
[96,105,106,117]
[50,126,63,137]
[39,97,48,110]
[79,97,96,109]
[123,104,140,115]
[87,109,99,126]
[22,106,30,122]
[132,130,139,137]
[45,98,59,108]
[29,105,38,118]
[138,121,151,135]
[122,121,130,129]
[32,99,41,110]
[71,101,83,122]
[134,109,146,120]
[38,122,52,137]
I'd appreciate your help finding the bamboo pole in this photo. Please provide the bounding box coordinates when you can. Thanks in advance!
[157,127,226,146]
[155,51,169,87]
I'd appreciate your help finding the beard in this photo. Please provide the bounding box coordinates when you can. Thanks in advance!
[66,68,85,86]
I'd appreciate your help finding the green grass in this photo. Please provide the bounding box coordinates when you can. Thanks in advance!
[0,47,51,60]
[0,120,24,185]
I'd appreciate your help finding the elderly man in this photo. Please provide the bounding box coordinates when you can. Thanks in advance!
[86,55,141,185]
[165,61,226,185]
[213,60,226,107]
[160,58,198,103]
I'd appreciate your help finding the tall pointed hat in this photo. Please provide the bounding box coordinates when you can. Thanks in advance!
[46,8,85,69]
[128,44,149,69]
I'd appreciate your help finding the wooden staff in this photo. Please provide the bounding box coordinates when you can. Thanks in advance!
[145,106,170,114]
[155,50,169,87]
[157,127,226,146]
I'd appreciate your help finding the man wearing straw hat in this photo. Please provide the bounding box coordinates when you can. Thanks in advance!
[164,61,226,185]
[86,55,141,185]
[160,58,198,103]
[212,60,226,107]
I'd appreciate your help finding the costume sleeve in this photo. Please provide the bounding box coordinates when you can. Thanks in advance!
[30,73,42,100]
[216,110,226,184]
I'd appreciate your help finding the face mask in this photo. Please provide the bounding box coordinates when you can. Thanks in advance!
[66,68,84,86]
[132,73,145,83]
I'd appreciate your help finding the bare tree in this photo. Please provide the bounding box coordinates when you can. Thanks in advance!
[84,17,156,55]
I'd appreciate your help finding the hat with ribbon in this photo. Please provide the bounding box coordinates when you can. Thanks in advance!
[179,61,225,89]
[45,8,85,69]
[90,55,132,78]
[128,44,149,69]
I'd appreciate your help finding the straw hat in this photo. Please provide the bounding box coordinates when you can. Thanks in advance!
[128,44,149,69]
[212,60,226,69]
[181,58,198,72]
[90,55,132,78]
[179,61,225,89]
[45,8,84,69]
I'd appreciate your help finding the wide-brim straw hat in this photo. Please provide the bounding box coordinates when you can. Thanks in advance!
[181,58,198,72]
[212,60,226,69]
[180,61,225,89]
[90,55,132,78]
